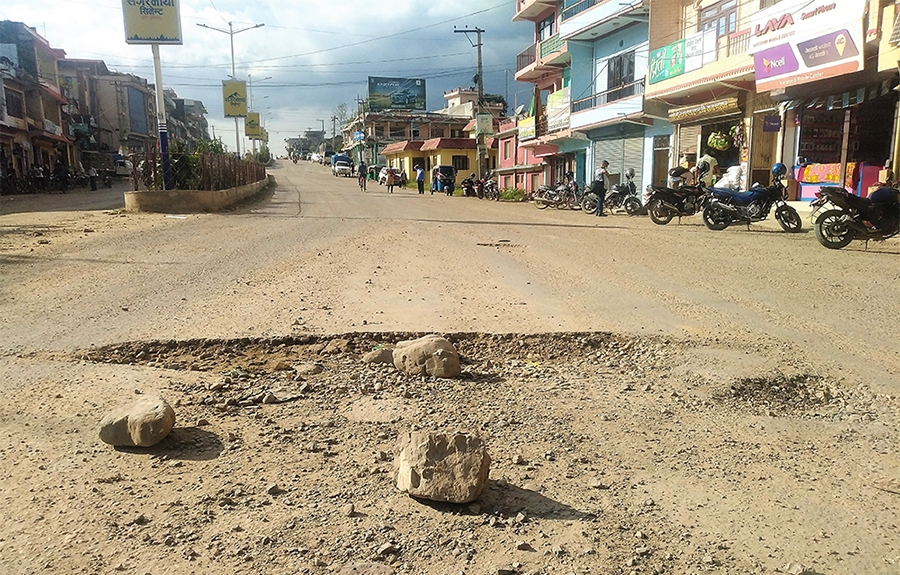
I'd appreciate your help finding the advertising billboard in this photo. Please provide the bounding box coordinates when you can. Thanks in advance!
[122,0,183,45]
[222,80,247,118]
[368,77,426,112]
[749,0,865,92]
[245,112,261,136]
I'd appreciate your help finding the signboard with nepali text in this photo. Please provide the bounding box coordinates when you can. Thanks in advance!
[749,0,865,92]
[122,0,183,44]
[245,112,261,136]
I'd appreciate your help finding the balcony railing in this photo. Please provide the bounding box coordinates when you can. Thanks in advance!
[726,29,751,58]
[572,79,645,113]
[561,0,597,21]
[540,34,563,59]
[517,43,537,72]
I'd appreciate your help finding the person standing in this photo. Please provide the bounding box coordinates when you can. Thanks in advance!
[386,168,395,193]
[357,160,367,192]
[87,165,98,191]
[696,148,720,186]
[415,164,425,194]
[594,160,611,217]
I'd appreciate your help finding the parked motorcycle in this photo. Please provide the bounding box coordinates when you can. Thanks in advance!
[101,170,113,188]
[534,174,578,209]
[811,185,900,249]
[701,163,802,232]
[590,168,641,214]
[460,174,478,197]
[645,166,708,225]
[579,178,605,214]
[481,171,500,201]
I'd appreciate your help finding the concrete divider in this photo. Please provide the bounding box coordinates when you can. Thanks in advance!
[124,175,274,213]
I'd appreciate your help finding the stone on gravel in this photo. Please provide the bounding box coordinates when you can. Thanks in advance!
[395,431,490,503]
[295,363,324,376]
[338,564,394,575]
[392,334,461,378]
[363,348,394,364]
[323,338,350,354]
[98,394,175,447]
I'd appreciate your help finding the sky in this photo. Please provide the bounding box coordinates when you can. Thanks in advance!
[1,0,536,156]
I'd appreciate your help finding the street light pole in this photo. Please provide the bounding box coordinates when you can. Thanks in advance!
[197,21,264,157]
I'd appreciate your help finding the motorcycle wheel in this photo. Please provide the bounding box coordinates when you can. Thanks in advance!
[534,199,549,209]
[623,197,641,215]
[648,199,674,225]
[814,209,855,249]
[581,193,598,214]
[702,204,731,231]
[775,205,802,233]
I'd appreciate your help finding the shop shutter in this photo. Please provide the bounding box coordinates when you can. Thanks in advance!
[593,134,643,189]
[678,124,702,158]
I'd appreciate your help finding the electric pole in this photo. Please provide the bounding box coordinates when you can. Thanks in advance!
[197,21,264,157]
[455,26,486,181]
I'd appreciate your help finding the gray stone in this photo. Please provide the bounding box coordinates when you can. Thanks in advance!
[395,431,490,503]
[99,394,175,447]
[392,334,461,378]
[295,363,324,376]
[322,338,351,354]
[362,348,394,364]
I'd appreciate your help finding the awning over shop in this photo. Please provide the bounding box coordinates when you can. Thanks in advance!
[32,131,71,145]
[40,84,68,105]
[668,96,742,125]
[531,144,559,158]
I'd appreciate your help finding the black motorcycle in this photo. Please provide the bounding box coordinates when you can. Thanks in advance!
[534,179,578,209]
[701,163,802,232]
[460,174,478,197]
[811,185,900,249]
[645,166,708,225]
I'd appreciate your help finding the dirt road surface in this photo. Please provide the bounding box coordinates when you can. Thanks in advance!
[1,160,898,575]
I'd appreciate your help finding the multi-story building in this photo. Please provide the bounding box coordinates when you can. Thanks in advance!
[0,21,72,178]
[513,0,590,188]
[646,0,898,198]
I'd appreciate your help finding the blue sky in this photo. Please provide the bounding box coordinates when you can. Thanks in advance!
[1,0,535,154]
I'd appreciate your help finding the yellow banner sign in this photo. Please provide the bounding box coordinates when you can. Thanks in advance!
[223,80,247,118]
[122,0,183,45]
[245,112,261,136]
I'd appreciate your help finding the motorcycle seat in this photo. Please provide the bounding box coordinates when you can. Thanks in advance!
[708,187,763,201]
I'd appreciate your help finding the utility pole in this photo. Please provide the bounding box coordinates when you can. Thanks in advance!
[331,115,338,153]
[455,26,486,181]
[197,21,264,157]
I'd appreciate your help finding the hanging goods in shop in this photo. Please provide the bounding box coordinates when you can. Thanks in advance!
[707,131,731,151]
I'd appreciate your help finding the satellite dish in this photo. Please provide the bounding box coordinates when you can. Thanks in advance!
[515,104,525,116]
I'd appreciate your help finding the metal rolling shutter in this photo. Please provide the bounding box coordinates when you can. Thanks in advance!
[678,124,702,158]
[593,134,643,188]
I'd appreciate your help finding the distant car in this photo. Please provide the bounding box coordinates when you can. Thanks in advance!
[390,90,417,105]
[332,160,352,177]
[114,159,133,176]
[378,166,407,186]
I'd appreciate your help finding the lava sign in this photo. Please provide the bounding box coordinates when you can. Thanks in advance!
[749,0,865,92]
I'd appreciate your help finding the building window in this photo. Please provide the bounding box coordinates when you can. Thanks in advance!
[452,155,469,172]
[430,127,445,138]
[389,125,406,138]
[411,124,420,139]
[608,51,635,88]
[538,14,555,41]
[5,89,24,118]
[699,0,737,39]
[760,0,781,7]
[450,129,464,138]
[503,140,511,160]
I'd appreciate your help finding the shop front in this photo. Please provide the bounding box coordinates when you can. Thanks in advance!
[667,95,748,187]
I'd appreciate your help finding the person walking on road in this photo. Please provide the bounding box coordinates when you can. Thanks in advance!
[386,168,396,193]
[594,160,611,217]
[87,165,98,191]
[415,164,425,194]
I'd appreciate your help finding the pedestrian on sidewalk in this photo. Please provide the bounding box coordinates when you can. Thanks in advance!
[415,164,425,194]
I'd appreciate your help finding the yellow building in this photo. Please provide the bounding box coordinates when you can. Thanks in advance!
[381,137,498,190]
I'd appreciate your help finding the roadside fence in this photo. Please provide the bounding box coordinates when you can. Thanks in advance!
[128,153,266,192]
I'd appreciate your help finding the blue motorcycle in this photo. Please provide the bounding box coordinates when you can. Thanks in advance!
[701,163,802,232]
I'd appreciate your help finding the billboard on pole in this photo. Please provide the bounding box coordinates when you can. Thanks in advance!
[245,112,261,136]
[122,0,183,44]
[223,80,247,117]
[368,77,426,112]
